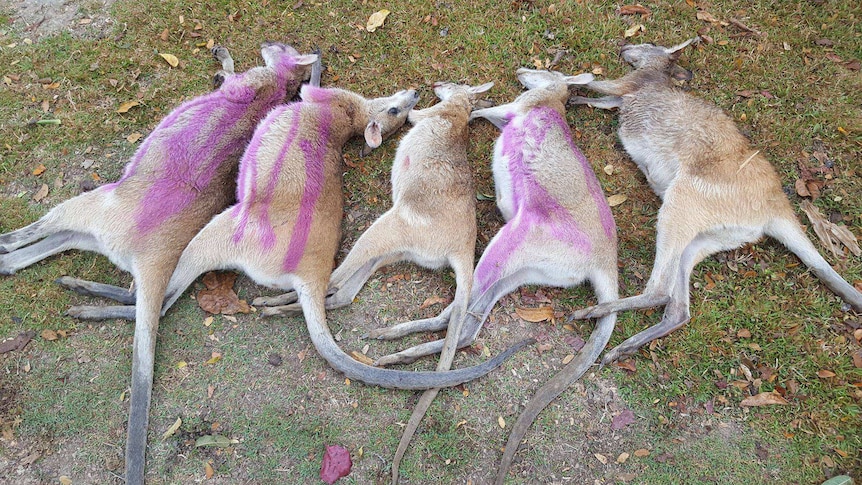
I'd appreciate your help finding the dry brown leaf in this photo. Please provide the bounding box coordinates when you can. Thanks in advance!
[0,331,36,354]
[634,448,650,457]
[205,461,214,479]
[562,354,575,364]
[624,24,643,38]
[33,183,49,202]
[127,132,143,143]
[853,351,862,369]
[618,5,651,16]
[617,452,630,463]
[159,28,169,41]
[800,200,862,259]
[32,164,46,176]
[117,100,140,113]
[817,369,836,378]
[515,305,554,322]
[207,384,215,398]
[419,295,448,309]
[366,9,390,32]
[696,10,720,23]
[41,329,58,341]
[159,53,180,67]
[498,416,506,428]
[603,164,614,175]
[737,328,751,338]
[594,453,608,464]
[740,391,789,407]
[197,271,251,314]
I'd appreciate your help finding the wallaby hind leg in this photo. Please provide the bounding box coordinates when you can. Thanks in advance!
[1,231,101,275]
[767,217,862,311]
[57,276,136,304]
[258,211,409,316]
[0,219,49,253]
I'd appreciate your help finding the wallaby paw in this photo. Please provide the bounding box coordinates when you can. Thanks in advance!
[259,304,303,318]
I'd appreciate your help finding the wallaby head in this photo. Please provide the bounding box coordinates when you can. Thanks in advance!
[431,81,494,104]
[618,37,698,81]
[260,41,318,81]
[361,89,421,149]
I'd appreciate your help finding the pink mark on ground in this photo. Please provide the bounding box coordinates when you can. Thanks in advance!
[283,100,332,272]
[476,106,611,293]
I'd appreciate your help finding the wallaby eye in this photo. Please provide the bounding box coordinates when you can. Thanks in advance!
[387,107,400,116]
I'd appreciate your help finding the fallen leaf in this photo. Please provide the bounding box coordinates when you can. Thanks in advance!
[159,28,169,41]
[618,5,651,16]
[498,416,506,428]
[33,183,49,202]
[737,328,751,338]
[562,354,575,365]
[515,305,554,322]
[817,369,836,378]
[740,391,788,407]
[611,409,636,430]
[203,316,214,327]
[117,100,140,113]
[617,452,630,463]
[204,461,214,479]
[852,351,862,369]
[624,24,643,38]
[350,351,374,365]
[800,200,862,259]
[59,476,72,485]
[195,434,239,447]
[564,335,585,352]
[127,132,143,143]
[0,331,36,354]
[821,476,853,485]
[197,271,251,314]
[603,164,614,175]
[32,164,46,176]
[366,9,390,32]
[177,361,187,369]
[616,360,636,372]
[159,53,180,67]
[696,10,720,23]
[205,352,222,365]
[207,384,215,398]
[41,329,58,341]
[594,453,608,464]
[419,295,447,309]
[320,444,352,484]
[634,448,650,457]
[162,417,182,439]
[607,194,627,207]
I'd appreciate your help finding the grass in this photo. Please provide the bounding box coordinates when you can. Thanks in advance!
[1,0,861,483]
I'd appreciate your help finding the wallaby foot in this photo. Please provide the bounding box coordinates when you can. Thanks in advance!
[67,305,137,321]
[56,276,136,304]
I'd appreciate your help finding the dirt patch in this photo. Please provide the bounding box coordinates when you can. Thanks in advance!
[1,0,117,40]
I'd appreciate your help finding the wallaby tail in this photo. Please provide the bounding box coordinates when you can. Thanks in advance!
[767,217,862,311]
[296,283,534,390]
[124,270,172,485]
[495,270,619,485]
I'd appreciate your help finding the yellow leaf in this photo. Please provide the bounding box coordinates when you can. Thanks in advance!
[562,354,575,364]
[117,100,140,113]
[350,351,374,365]
[177,361,187,368]
[366,9,391,32]
[624,23,643,38]
[127,133,143,143]
[205,352,222,365]
[603,164,614,175]
[162,417,182,439]
[515,305,554,322]
[203,316,214,327]
[159,53,180,67]
[498,416,506,428]
[32,164,46,176]
[607,194,628,207]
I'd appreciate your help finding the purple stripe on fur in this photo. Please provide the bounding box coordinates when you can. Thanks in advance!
[476,106,594,293]
[257,105,302,249]
[282,103,331,272]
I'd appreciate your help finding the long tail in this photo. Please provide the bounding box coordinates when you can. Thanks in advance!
[124,268,172,485]
[495,271,618,484]
[767,217,862,311]
[296,284,534,390]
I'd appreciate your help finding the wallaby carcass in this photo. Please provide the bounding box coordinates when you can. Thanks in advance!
[365,69,619,484]
[252,80,497,484]
[569,38,862,365]
[0,43,319,485]
[156,83,531,394]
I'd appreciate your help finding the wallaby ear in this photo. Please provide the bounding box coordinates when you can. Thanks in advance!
[469,82,495,95]
[294,54,319,66]
[664,37,699,57]
[364,121,383,149]
[562,73,595,85]
[670,65,694,81]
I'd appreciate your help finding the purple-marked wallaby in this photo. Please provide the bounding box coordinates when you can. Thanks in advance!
[569,38,862,365]
[0,43,318,485]
[362,69,619,484]
[251,80,499,484]
[155,82,531,393]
